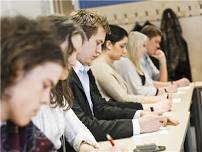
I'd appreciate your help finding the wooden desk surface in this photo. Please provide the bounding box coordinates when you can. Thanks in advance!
[98,83,196,152]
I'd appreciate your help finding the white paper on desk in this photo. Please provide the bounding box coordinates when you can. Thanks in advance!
[172,91,185,98]
[173,98,181,103]
[133,127,168,139]
[178,86,191,91]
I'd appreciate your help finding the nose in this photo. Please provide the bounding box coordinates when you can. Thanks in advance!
[156,43,160,48]
[96,44,102,56]
[40,89,51,105]
[122,48,128,56]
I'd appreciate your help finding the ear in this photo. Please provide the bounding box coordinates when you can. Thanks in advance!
[105,40,113,51]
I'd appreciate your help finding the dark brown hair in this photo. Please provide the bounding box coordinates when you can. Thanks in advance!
[102,24,128,50]
[42,15,86,110]
[1,16,65,99]
[70,9,110,39]
[141,25,162,39]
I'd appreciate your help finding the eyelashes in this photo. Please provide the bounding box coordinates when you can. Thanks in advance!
[42,83,49,90]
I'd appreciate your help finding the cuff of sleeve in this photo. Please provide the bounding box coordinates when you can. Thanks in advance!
[70,131,98,151]
[142,104,150,110]
[133,110,142,119]
[132,119,141,135]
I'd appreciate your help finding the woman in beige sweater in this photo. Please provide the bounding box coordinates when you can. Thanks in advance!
[91,25,170,105]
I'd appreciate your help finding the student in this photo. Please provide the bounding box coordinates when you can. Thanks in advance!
[68,9,167,141]
[1,16,65,151]
[91,24,172,104]
[140,25,190,87]
[32,15,98,152]
[114,31,177,96]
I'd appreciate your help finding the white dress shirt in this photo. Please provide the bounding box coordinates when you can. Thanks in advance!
[32,105,97,151]
[0,121,6,127]
[73,61,94,116]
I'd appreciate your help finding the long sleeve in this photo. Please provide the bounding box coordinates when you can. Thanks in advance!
[63,109,98,151]
[33,106,97,151]
[91,59,144,103]
[32,106,64,150]
[114,57,157,96]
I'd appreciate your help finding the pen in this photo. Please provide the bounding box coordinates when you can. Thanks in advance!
[106,134,115,147]
[150,106,154,112]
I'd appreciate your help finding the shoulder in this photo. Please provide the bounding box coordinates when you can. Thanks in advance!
[114,57,136,71]
[114,57,133,67]
[91,59,113,74]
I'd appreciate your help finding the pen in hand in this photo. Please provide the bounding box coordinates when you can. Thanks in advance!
[106,134,115,147]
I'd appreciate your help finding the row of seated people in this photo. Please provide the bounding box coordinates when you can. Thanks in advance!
[1,9,189,152]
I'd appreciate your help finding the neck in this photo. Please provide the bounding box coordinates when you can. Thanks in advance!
[0,99,9,122]
[102,51,113,64]
[78,59,89,67]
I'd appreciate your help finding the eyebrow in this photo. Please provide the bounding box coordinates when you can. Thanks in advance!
[46,79,55,88]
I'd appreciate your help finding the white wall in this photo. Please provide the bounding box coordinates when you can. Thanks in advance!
[90,1,202,81]
[1,0,53,18]
[123,16,202,81]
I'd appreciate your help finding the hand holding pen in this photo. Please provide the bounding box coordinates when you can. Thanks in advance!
[106,134,115,147]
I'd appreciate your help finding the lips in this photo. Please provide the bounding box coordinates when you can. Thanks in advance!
[91,56,96,60]
[93,55,97,58]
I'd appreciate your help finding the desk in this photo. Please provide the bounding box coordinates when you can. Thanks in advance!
[98,112,190,152]
[172,84,194,112]
[98,84,195,152]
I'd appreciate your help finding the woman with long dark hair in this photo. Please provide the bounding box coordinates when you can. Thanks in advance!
[1,15,65,151]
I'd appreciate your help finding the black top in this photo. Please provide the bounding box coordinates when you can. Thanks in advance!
[138,73,146,85]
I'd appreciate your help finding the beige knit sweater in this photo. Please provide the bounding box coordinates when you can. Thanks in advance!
[91,56,144,103]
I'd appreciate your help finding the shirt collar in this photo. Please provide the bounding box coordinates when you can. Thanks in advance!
[0,120,6,127]
[73,60,90,74]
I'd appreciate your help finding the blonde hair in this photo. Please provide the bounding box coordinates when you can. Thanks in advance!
[70,9,110,39]
[127,31,148,74]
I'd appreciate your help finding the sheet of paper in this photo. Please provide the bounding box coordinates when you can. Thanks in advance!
[178,85,191,91]
[133,127,168,139]
[173,98,182,103]
[173,90,185,95]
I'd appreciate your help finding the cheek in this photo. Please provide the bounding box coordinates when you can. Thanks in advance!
[151,42,156,49]
[83,42,96,57]
[89,42,97,54]
[86,40,97,54]
[113,50,122,60]
[147,43,154,53]
[8,96,34,126]
[11,84,41,114]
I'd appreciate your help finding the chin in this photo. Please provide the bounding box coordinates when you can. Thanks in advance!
[15,118,31,127]
[86,60,92,65]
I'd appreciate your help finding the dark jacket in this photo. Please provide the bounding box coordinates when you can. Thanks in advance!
[69,69,143,141]
[160,8,192,81]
